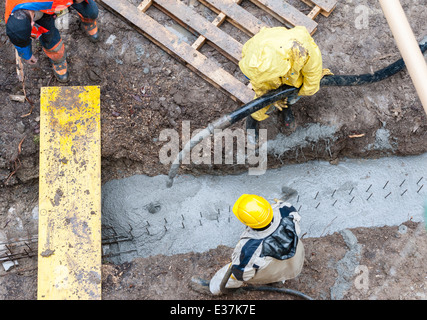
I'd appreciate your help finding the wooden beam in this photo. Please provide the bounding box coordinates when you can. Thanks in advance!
[192,12,227,50]
[300,0,337,17]
[152,0,243,63]
[307,5,321,19]
[249,0,318,34]
[137,0,153,12]
[199,0,268,36]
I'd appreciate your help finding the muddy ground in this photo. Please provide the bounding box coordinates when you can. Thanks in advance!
[1,0,427,301]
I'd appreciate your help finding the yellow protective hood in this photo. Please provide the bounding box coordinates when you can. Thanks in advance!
[239,39,291,84]
[239,26,322,94]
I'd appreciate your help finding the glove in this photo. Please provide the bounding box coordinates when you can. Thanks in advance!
[272,89,300,111]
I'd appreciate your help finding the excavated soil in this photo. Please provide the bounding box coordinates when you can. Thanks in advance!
[1,0,427,302]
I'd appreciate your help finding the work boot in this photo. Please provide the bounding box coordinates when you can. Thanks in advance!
[189,277,211,295]
[282,106,295,129]
[77,12,100,43]
[51,60,69,83]
[246,116,260,145]
[43,40,69,83]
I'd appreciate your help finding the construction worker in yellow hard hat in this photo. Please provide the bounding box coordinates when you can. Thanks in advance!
[190,194,305,295]
[239,26,327,143]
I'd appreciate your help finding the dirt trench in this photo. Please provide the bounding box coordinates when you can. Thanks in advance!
[0,0,427,301]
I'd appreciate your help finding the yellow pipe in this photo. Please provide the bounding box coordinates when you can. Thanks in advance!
[379,0,427,115]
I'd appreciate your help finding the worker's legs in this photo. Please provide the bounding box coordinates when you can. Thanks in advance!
[282,93,301,128]
[37,14,69,82]
[209,264,244,295]
[249,92,301,130]
[246,115,260,145]
[71,0,100,42]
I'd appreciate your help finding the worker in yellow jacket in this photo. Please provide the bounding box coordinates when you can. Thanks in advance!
[239,26,323,137]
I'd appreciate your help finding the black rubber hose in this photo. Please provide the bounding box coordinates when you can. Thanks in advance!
[320,42,427,87]
[219,265,314,300]
[166,40,427,187]
[242,285,315,300]
[228,41,427,125]
[228,85,298,124]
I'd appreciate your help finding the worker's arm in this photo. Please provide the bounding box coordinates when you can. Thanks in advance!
[298,44,323,96]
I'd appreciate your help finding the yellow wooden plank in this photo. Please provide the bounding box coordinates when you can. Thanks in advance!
[38,86,101,300]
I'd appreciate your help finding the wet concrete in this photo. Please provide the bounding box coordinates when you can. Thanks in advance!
[101,152,427,264]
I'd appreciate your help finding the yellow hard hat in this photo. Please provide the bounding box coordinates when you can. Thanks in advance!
[232,194,273,229]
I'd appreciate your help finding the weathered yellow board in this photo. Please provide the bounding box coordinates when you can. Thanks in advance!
[38,86,101,300]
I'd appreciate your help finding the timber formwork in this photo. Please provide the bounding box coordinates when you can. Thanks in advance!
[99,0,337,104]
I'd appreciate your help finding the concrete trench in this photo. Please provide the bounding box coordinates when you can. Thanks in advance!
[101,150,427,264]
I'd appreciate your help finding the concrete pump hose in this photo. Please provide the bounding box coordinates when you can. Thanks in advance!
[218,264,314,300]
[166,39,427,188]
[166,85,297,188]
[166,115,232,188]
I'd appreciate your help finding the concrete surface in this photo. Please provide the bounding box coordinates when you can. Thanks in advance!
[101,152,427,263]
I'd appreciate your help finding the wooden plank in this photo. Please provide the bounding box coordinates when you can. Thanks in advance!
[38,86,101,300]
[199,0,268,36]
[307,5,321,19]
[192,12,227,50]
[152,0,243,63]
[249,0,318,34]
[137,0,153,12]
[300,0,337,17]
[101,0,254,104]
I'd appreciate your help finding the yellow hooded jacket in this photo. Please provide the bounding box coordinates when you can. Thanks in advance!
[239,26,323,121]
